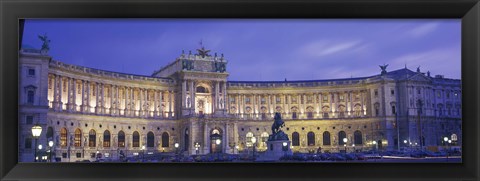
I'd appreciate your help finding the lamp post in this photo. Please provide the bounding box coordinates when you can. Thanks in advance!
[48,141,54,162]
[372,140,377,152]
[215,139,221,159]
[31,124,42,162]
[343,138,348,162]
[174,143,179,160]
[403,140,407,151]
[251,137,256,161]
[447,139,452,162]
[38,145,43,162]
[194,142,200,155]
[282,142,288,158]
[141,145,145,162]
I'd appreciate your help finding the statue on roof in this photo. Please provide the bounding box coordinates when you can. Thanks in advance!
[417,66,421,73]
[379,64,389,75]
[38,33,51,52]
[196,40,211,58]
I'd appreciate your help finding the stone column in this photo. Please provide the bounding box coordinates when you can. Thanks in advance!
[287,94,291,115]
[95,83,100,114]
[360,90,365,116]
[223,81,227,110]
[110,85,114,115]
[101,83,105,114]
[329,92,333,116]
[159,91,163,118]
[130,88,134,117]
[233,122,238,154]
[154,90,158,118]
[57,75,63,111]
[52,75,59,110]
[236,94,240,115]
[124,87,128,117]
[81,80,86,113]
[66,77,72,111]
[224,122,229,153]
[145,89,149,118]
[215,81,220,111]
[190,81,195,114]
[182,80,187,108]
[267,94,271,117]
[86,81,91,113]
[319,93,323,116]
[349,91,354,116]
[168,90,173,118]
[72,79,77,112]
[272,94,277,115]
[139,88,143,117]
[203,121,209,154]
[314,93,319,117]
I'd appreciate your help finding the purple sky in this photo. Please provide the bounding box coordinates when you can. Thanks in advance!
[22,19,461,81]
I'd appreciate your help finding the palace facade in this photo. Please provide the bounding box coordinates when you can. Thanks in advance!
[19,47,462,162]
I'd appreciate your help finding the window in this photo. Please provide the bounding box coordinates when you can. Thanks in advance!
[245,97,250,104]
[118,131,125,147]
[375,103,380,116]
[26,116,33,124]
[196,86,207,93]
[391,89,395,95]
[89,129,96,147]
[446,91,450,98]
[292,132,300,146]
[28,68,35,76]
[276,97,281,104]
[374,90,378,96]
[261,97,266,104]
[230,97,235,104]
[292,97,297,104]
[147,132,155,148]
[25,137,32,149]
[76,153,82,158]
[437,91,441,98]
[391,105,396,115]
[307,96,313,103]
[339,95,344,102]
[27,90,34,104]
[60,128,68,147]
[307,111,313,119]
[74,129,82,147]
[323,95,328,102]
[323,131,331,145]
[133,131,140,147]
[338,131,346,145]
[103,130,111,147]
[417,88,421,94]
[307,132,315,146]
[292,112,297,119]
[161,132,169,147]
[354,131,363,145]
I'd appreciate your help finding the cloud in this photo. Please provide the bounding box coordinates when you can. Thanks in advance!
[389,47,461,79]
[297,40,365,58]
[407,23,439,37]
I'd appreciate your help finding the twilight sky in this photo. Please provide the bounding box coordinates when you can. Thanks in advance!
[22,19,461,81]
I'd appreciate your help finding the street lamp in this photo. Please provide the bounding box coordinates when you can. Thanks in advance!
[343,138,348,153]
[31,124,42,162]
[141,145,145,162]
[372,140,377,152]
[282,142,288,157]
[251,137,256,161]
[48,141,54,162]
[194,142,200,155]
[174,143,179,160]
[447,139,452,162]
[215,139,221,159]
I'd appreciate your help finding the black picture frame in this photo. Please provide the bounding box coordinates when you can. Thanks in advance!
[1,0,479,181]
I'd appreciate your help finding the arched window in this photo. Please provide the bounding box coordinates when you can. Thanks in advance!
[161,132,169,147]
[354,130,363,145]
[88,129,96,147]
[184,129,189,151]
[103,130,111,147]
[147,132,154,148]
[118,131,125,147]
[323,131,331,145]
[132,131,140,147]
[292,132,300,146]
[74,129,82,147]
[338,131,347,145]
[307,132,315,146]
[60,128,68,147]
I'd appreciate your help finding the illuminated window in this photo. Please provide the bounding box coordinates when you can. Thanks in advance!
[60,128,68,147]
[132,131,140,147]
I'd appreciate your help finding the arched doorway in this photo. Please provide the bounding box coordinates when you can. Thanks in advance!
[210,129,222,154]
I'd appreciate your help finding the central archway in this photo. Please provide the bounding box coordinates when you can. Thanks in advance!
[210,128,223,154]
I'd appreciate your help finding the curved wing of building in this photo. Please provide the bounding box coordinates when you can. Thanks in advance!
[18,48,462,162]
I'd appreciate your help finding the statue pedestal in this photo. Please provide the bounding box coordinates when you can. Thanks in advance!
[257,140,292,161]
